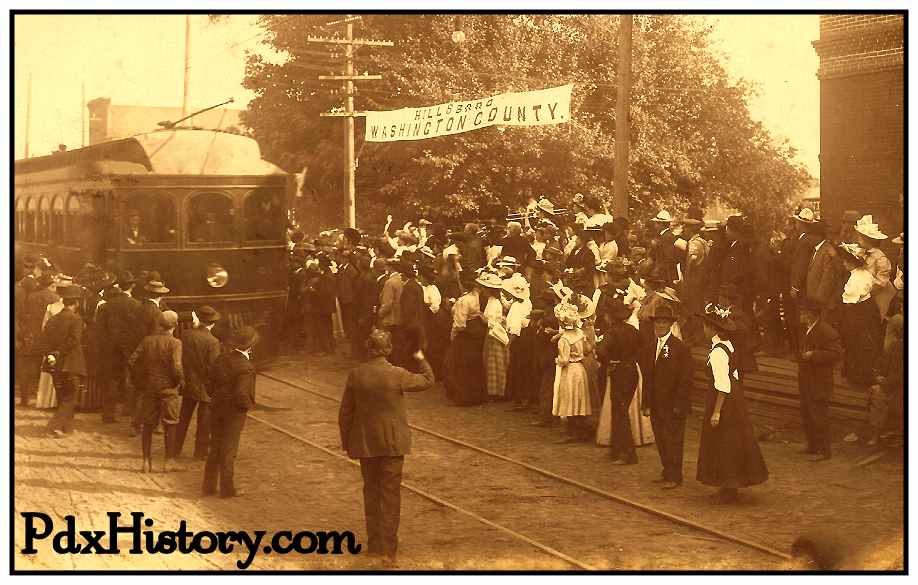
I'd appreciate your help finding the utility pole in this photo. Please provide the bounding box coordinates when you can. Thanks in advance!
[24,73,32,158]
[613,15,633,219]
[81,81,86,147]
[182,14,191,118]
[309,15,392,228]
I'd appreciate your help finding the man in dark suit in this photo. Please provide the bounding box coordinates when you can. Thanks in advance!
[175,306,223,460]
[797,305,842,461]
[203,326,258,498]
[336,249,361,357]
[787,209,820,350]
[640,303,694,489]
[339,329,435,566]
[97,270,142,423]
[649,211,678,285]
[804,221,842,312]
[41,286,87,436]
[397,258,427,369]
[501,222,534,270]
[138,279,171,336]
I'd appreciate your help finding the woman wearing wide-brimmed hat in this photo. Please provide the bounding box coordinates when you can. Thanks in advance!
[480,271,511,400]
[444,271,497,406]
[503,274,537,410]
[551,300,592,441]
[835,243,882,390]
[696,303,769,504]
[854,215,895,320]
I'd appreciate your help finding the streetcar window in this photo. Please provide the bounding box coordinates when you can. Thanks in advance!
[244,187,284,241]
[26,197,37,241]
[15,198,25,240]
[187,191,235,244]
[51,195,65,242]
[38,196,51,242]
[123,192,177,246]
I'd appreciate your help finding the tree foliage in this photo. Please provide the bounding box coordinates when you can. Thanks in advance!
[241,14,811,233]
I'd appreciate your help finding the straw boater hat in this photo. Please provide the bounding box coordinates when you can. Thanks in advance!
[145,280,170,295]
[892,233,904,245]
[537,198,556,215]
[854,215,888,240]
[792,207,817,224]
[656,286,681,304]
[475,271,504,289]
[501,273,531,301]
[701,219,722,232]
[650,210,673,223]
[495,256,520,268]
[701,303,738,332]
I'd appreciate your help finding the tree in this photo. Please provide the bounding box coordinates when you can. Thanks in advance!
[241,14,810,234]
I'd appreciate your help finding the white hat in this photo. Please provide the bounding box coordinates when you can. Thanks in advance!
[475,271,504,289]
[650,210,673,223]
[501,273,531,300]
[854,215,888,240]
[792,207,817,223]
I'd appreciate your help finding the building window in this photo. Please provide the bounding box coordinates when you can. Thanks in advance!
[122,191,177,247]
[51,195,66,242]
[66,195,84,246]
[187,191,235,244]
[38,195,51,242]
[244,186,284,241]
[15,198,26,239]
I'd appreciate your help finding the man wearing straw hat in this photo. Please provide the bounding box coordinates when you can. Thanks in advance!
[139,279,172,336]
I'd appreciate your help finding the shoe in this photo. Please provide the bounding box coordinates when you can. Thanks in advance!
[651,477,668,484]
[140,458,152,473]
[48,429,65,439]
[165,459,187,472]
[381,556,398,569]
[660,481,682,490]
[843,433,859,443]
[807,453,831,462]
[611,459,637,465]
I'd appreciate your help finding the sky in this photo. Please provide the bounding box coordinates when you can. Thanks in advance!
[12,13,820,175]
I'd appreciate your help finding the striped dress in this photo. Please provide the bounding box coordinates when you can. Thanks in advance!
[482,296,509,398]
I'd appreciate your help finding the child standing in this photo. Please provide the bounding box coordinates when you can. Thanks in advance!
[552,301,592,442]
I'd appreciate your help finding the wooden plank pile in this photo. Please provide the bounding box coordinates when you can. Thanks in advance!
[689,348,868,429]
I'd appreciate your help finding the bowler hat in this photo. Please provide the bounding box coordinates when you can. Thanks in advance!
[228,326,259,350]
[59,285,84,300]
[194,305,221,324]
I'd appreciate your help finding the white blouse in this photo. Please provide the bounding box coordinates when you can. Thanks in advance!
[506,299,533,336]
[482,296,505,327]
[842,267,873,304]
[422,284,442,314]
[708,336,739,395]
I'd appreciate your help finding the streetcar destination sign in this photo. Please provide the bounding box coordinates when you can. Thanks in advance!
[364,84,573,143]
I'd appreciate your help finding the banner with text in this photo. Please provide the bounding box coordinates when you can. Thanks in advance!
[364,84,573,143]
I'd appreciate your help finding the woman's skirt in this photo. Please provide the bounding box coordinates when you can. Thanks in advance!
[696,383,769,489]
[596,364,654,446]
[35,371,57,409]
[446,327,487,406]
[552,362,591,417]
[506,326,537,403]
[483,335,509,398]
[839,299,882,386]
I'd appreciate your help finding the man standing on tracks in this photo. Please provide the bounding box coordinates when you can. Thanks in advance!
[640,303,693,489]
[338,329,435,567]
[97,270,142,424]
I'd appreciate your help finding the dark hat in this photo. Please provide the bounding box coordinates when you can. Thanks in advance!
[342,227,361,245]
[194,305,221,324]
[177,310,195,324]
[650,302,678,322]
[725,214,747,231]
[22,253,41,269]
[686,206,705,222]
[38,273,54,288]
[228,325,259,350]
[701,302,738,332]
[96,273,117,292]
[841,210,861,224]
[59,285,84,300]
[117,270,136,286]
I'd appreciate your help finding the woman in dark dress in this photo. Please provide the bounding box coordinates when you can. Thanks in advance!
[835,243,881,390]
[445,277,494,406]
[696,303,769,504]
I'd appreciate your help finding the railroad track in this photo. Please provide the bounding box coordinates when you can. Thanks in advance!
[250,369,791,570]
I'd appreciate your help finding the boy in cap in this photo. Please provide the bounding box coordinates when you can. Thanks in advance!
[41,285,87,436]
[129,310,185,472]
[204,326,259,497]
[175,306,223,460]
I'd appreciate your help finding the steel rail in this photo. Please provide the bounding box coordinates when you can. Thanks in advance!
[247,412,596,570]
[257,370,792,562]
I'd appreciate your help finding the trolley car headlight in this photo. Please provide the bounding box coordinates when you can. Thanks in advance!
[206,263,229,288]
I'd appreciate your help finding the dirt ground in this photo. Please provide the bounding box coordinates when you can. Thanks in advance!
[12,347,904,571]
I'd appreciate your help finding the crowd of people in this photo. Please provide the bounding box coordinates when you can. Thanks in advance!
[283,193,904,495]
[13,191,905,505]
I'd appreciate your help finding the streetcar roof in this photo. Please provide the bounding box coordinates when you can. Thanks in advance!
[14,129,286,178]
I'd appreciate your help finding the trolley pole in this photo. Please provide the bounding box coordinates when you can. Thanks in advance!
[613,15,633,219]
[310,15,393,228]
[182,14,191,118]
[24,73,32,159]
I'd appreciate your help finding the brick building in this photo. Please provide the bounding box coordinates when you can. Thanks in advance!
[812,13,904,235]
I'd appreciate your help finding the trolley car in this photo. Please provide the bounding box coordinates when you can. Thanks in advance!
[14,128,293,358]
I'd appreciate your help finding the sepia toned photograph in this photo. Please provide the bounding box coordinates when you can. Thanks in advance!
[7,6,906,574]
